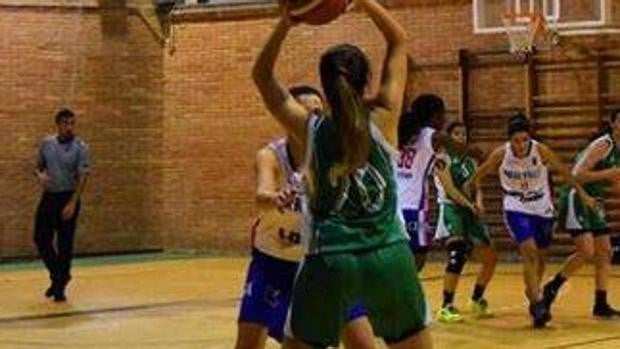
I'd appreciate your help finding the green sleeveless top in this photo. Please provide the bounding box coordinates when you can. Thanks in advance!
[305,116,407,255]
[449,152,476,190]
[573,133,620,198]
[435,151,476,204]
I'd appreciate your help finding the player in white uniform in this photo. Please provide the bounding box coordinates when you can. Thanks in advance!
[397,94,482,271]
[468,113,596,328]
[235,86,375,349]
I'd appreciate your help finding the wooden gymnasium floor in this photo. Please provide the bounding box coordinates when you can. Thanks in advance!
[0,255,619,349]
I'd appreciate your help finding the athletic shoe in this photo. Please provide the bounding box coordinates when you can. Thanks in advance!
[437,305,464,323]
[470,298,493,318]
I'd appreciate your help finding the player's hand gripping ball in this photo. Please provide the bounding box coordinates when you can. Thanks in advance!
[280,0,351,25]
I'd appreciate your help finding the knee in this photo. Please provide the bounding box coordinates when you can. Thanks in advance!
[445,240,469,275]
[575,245,596,263]
[520,247,539,264]
[482,247,498,265]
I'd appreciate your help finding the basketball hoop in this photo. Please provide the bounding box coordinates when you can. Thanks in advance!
[502,12,557,58]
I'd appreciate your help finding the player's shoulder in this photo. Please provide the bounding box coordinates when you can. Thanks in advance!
[41,135,56,144]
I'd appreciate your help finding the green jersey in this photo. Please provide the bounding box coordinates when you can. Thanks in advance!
[306,116,407,254]
[434,152,477,204]
[573,133,620,198]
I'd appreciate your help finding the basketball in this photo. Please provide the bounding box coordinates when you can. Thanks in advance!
[284,0,350,25]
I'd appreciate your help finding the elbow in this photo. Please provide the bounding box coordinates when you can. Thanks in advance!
[255,190,271,203]
[251,66,263,86]
[390,26,407,47]
[252,62,271,86]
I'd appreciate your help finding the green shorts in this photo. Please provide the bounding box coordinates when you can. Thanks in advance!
[560,189,609,237]
[287,242,430,347]
[434,203,491,246]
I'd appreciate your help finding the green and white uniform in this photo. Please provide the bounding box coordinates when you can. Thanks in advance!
[287,115,430,347]
[560,133,620,235]
[434,152,491,246]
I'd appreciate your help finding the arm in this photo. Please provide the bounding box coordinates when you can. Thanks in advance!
[434,161,475,212]
[61,175,88,221]
[67,175,88,206]
[34,142,49,186]
[538,143,597,210]
[357,0,407,147]
[255,147,294,211]
[252,18,309,145]
[572,138,620,184]
[468,146,505,191]
[475,186,485,214]
[473,161,486,214]
[62,143,90,220]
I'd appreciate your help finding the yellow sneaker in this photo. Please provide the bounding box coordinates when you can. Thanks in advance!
[470,298,493,318]
[437,305,464,323]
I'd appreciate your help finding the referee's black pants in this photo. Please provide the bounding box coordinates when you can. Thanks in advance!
[34,191,80,288]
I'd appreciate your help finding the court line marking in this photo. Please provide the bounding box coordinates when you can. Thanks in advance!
[545,335,620,348]
[0,270,616,324]
[0,298,233,324]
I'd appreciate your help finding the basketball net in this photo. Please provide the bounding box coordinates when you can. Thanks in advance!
[502,12,559,58]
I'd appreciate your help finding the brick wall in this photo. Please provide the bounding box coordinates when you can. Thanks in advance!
[161,2,507,252]
[161,1,619,253]
[0,2,164,259]
[2,0,618,258]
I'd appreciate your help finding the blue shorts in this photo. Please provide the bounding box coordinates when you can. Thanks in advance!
[503,211,555,249]
[402,209,431,253]
[238,249,367,341]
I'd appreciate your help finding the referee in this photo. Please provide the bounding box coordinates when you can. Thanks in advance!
[34,108,90,302]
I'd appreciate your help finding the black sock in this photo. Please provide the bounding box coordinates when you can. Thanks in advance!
[548,274,567,292]
[595,290,608,307]
[443,291,455,308]
[472,284,486,301]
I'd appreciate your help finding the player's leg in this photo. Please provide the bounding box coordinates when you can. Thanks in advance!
[402,209,429,272]
[362,242,432,349]
[592,233,620,317]
[543,194,597,310]
[467,212,497,318]
[435,204,467,322]
[470,244,497,318]
[236,250,299,349]
[505,211,551,327]
[285,253,357,348]
[543,233,593,310]
[342,312,376,349]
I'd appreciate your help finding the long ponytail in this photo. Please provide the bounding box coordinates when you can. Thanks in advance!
[328,75,371,184]
[318,44,372,186]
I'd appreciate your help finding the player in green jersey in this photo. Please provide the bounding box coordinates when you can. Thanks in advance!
[252,1,431,348]
[433,122,497,323]
[543,109,620,318]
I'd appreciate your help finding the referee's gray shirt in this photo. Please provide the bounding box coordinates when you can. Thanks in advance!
[37,136,90,193]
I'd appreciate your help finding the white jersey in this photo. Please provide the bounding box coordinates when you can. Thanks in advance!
[499,140,554,217]
[396,127,437,211]
[252,139,305,262]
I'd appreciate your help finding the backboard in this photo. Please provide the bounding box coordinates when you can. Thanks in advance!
[473,0,620,35]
